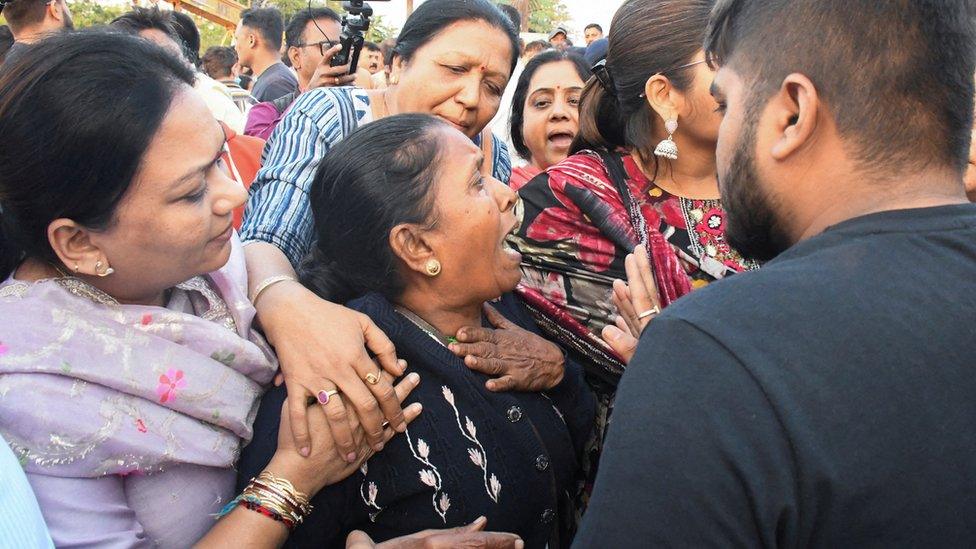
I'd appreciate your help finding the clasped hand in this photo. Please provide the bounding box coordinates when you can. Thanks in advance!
[449,304,565,392]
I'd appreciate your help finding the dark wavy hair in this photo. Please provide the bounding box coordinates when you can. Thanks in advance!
[510,49,590,162]
[0,31,195,279]
[393,0,520,76]
[302,114,449,304]
[572,0,713,177]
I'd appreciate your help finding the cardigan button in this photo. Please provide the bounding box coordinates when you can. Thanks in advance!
[541,508,555,524]
[534,454,550,472]
[507,406,523,422]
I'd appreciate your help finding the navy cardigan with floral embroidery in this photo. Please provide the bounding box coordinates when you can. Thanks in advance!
[238,292,596,549]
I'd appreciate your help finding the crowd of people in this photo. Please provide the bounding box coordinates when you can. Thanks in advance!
[1,0,976,547]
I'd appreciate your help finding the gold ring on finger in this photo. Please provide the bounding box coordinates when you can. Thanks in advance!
[365,371,381,385]
[637,306,661,320]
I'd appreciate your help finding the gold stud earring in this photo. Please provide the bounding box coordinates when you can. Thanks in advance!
[425,259,442,277]
[95,260,115,278]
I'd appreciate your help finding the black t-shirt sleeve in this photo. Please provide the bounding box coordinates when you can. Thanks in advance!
[574,316,799,548]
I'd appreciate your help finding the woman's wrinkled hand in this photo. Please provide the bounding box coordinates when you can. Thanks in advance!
[346,517,524,549]
[601,245,662,362]
[258,280,408,463]
[449,304,565,392]
[269,371,423,497]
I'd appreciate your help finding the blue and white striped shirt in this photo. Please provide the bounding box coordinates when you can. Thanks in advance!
[0,435,53,549]
[241,87,513,267]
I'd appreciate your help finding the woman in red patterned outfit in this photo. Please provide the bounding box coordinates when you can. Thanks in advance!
[508,0,757,495]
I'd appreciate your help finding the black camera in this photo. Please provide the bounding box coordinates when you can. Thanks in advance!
[331,0,390,75]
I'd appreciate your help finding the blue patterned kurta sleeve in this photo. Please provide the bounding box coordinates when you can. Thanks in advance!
[241,88,364,267]
[241,86,513,268]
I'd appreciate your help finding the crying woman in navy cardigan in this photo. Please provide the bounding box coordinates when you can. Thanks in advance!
[237,114,595,549]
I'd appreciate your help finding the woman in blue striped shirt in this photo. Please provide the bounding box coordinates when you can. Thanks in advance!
[239,0,522,464]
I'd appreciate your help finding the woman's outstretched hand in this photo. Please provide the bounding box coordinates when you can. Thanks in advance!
[601,245,662,362]
[450,304,565,392]
[346,516,524,549]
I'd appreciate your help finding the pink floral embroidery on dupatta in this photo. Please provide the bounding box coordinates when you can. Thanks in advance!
[156,368,186,403]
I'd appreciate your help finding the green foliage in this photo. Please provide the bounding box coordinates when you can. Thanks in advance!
[64,0,127,29]
[526,0,571,34]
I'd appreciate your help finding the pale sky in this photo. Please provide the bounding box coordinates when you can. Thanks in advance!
[369,0,626,42]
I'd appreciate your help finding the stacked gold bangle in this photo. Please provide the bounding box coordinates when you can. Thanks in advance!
[239,471,314,528]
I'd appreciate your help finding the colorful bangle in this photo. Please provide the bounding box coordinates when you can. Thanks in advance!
[218,470,314,530]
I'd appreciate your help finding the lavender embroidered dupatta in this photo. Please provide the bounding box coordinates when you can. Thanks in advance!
[0,237,277,477]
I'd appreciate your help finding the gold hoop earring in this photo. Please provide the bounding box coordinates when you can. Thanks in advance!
[425,259,441,277]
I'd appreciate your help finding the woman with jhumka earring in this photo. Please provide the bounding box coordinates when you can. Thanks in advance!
[506,0,757,500]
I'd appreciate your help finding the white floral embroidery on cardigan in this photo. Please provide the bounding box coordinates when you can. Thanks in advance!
[442,386,501,502]
[358,462,382,522]
[405,428,451,522]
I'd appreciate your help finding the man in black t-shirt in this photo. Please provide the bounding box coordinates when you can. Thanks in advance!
[235,7,298,103]
[577,0,976,546]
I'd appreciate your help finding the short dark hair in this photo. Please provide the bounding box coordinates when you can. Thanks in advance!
[510,50,590,161]
[201,46,237,80]
[1,0,47,34]
[285,7,341,49]
[394,0,520,76]
[0,31,196,279]
[497,3,521,32]
[573,0,712,176]
[584,23,603,33]
[240,7,285,52]
[363,40,381,52]
[0,25,13,64]
[706,0,976,174]
[303,114,449,303]
[110,7,180,45]
[169,10,201,66]
[525,39,549,55]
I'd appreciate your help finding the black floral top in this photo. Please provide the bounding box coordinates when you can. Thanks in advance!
[238,293,596,549]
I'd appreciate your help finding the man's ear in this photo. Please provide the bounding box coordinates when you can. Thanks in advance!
[389,223,435,276]
[769,73,820,161]
[46,218,106,276]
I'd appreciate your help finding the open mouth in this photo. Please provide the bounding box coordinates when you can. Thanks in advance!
[547,131,575,149]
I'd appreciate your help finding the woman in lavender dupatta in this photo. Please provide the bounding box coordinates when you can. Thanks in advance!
[0,33,429,548]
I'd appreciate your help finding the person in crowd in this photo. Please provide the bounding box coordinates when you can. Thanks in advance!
[169,10,202,67]
[363,40,383,74]
[578,0,976,545]
[524,40,550,59]
[244,7,357,140]
[235,7,298,103]
[0,31,429,548]
[0,25,13,65]
[583,37,607,66]
[497,2,521,31]
[0,0,72,64]
[508,0,754,499]
[202,45,258,113]
[112,7,246,133]
[487,2,525,164]
[0,435,53,548]
[582,24,602,46]
[548,27,570,51]
[237,0,521,467]
[371,43,394,88]
[239,65,255,91]
[508,50,589,188]
[240,114,594,548]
